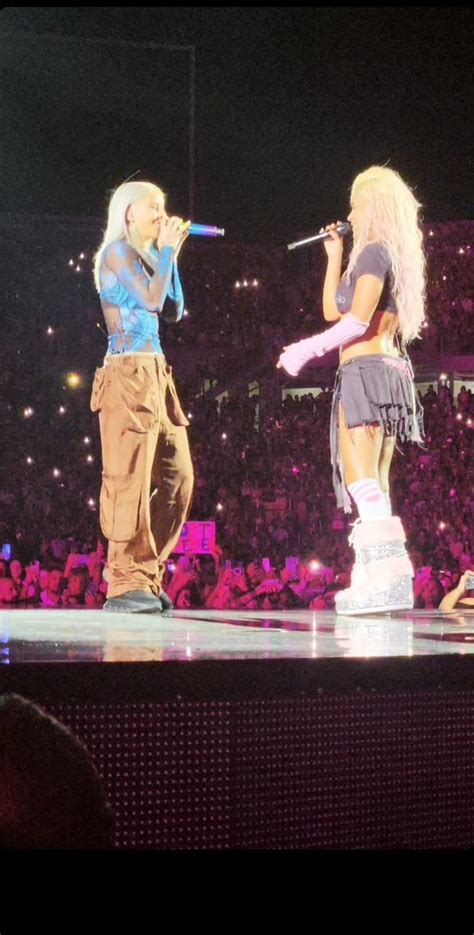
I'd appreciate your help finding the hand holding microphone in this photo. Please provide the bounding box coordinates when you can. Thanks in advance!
[287,221,350,251]
[158,217,225,257]
[321,221,347,260]
[158,216,190,256]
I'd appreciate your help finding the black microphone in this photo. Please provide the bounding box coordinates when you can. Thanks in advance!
[287,222,351,251]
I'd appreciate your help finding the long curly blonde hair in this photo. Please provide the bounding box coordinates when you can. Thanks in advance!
[344,166,426,344]
[93,181,166,291]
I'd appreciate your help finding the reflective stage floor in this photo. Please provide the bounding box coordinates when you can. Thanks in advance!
[2,606,474,849]
[1,606,473,664]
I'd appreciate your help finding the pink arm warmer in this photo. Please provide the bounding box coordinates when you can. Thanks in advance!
[278,313,369,376]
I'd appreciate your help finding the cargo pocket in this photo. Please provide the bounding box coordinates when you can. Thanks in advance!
[90,366,108,413]
[100,472,142,541]
[164,364,190,427]
[115,361,158,433]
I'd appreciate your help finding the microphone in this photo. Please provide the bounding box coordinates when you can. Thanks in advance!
[180,222,225,237]
[287,222,351,251]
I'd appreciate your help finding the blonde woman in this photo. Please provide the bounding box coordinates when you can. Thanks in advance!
[278,166,426,614]
[91,181,194,614]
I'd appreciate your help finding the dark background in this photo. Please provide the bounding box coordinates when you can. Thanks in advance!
[0,7,472,242]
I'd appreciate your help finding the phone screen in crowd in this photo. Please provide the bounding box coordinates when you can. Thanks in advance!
[285,556,300,578]
[1,544,12,561]
[262,557,272,574]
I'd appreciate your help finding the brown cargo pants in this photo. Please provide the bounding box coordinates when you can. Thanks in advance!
[90,354,194,599]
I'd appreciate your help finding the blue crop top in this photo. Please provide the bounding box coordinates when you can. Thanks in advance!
[335,242,397,315]
[98,239,184,355]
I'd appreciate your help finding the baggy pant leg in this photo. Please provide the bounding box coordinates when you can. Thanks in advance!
[94,356,161,599]
[90,353,193,600]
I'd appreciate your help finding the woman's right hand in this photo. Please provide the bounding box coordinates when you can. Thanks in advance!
[322,221,345,260]
[159,216,189,251]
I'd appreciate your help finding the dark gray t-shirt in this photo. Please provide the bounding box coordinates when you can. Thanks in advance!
[335,242,396,314]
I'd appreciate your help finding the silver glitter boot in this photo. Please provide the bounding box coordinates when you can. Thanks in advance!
[335,516,414,615]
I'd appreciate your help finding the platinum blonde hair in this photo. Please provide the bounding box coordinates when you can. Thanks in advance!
[345,166,426,344]
[93,181,165,291]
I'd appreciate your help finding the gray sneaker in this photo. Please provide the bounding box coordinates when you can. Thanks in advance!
[104,590,163,614]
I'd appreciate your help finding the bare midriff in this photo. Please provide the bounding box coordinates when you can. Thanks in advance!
[340,309,400,364]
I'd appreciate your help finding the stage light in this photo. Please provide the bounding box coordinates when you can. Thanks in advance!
[235,281,241,289]
[75,265,81,272]
[26,456,33,465]
[66,372,82,388]
[221,433,227,440]
[438,522,446,531]
[309,560,321,571]
[68,259,74,266]
[439,373,447,382]
[58,406,66,414]
[456,413,463,420]
[23,407,34,418]
[183,309,189,316]
[458,248,465,255]
[243,279,248,287]
[46,326,54,335]
[88,498,96,507]
[79,252,86,259]
[216,503,223,511]
[86,455,94,463]
[429,230,434,237]
[253,279,258,286]
[53,468,61,478]
[83,436,91,445]
[187,412,193,419]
